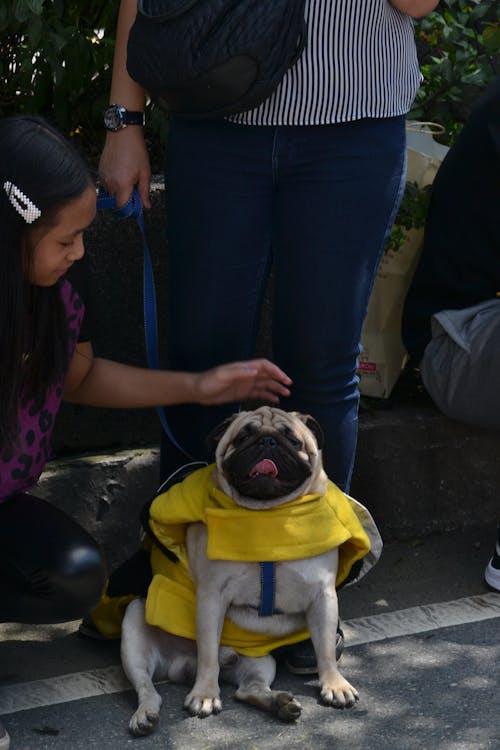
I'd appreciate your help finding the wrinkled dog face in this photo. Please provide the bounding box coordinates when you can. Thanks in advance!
[210,406,327,509]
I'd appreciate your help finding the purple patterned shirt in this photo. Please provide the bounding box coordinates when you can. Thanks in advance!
[0,280,85,500]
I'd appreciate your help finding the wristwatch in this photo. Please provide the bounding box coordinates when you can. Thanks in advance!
[103,104,145,132]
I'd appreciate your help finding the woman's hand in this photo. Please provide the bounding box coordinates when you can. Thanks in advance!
[99,0,151,208]
[192,359,292,405]
[388,0,440,17]
[99,127,151,208]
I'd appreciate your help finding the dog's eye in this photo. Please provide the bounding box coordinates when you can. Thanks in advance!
[233,424,257,446]
[279,426,303,450]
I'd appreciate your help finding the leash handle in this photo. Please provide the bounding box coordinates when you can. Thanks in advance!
[96,186,195,460]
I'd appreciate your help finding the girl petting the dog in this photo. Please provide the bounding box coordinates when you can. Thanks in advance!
[0,114,291,750]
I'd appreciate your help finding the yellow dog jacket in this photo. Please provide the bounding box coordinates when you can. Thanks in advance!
[92,465,381,656]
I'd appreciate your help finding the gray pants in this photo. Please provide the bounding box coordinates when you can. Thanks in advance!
[420,299,500,430]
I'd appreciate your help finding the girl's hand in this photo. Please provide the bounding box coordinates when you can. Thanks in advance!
[64,347,291,409]
[193,359,292,405]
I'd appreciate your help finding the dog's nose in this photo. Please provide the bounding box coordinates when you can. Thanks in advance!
[259,435,277,448]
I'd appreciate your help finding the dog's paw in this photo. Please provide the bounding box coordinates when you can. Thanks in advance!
[319,678,359,709]
[128,704,160,736]
[184,690,223,718]
[274,691,303,722]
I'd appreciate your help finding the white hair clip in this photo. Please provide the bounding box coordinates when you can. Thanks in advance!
[3,181,41,224]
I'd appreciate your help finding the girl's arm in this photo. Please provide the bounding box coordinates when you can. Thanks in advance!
[99,0,151,208]
[389,0,440,17]
[62,342,292,407]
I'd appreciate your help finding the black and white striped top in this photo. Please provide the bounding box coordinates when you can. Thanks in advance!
[230,0,422,126]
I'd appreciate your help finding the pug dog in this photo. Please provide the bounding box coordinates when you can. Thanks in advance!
[120,406,380,735]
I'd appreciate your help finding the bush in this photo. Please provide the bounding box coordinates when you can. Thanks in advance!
[0,1,117,163]
[413,0,500,144]
[385,182,432,253]
[1,0,498,166]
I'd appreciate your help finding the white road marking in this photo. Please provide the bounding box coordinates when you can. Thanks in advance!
[0,666,129,716]
[342,591,500,646]
[0,592,499,716]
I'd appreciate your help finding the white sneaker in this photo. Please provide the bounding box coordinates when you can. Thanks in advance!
[0,718,10,750]
[484,524,500,592]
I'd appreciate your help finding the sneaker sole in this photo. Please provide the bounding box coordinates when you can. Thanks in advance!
[284,653,342,675]
[284,632,345,675]
[77,622,109,641]
[485,560,500,592]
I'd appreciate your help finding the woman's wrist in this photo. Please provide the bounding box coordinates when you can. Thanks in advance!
[389,0,439,17]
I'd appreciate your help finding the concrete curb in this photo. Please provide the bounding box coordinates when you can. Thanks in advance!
[352,397,500,541]
[38,395,500,570]
[38,448,160,570]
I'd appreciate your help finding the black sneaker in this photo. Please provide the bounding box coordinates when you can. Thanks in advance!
[485,524,500,592]
[78,614,108,640]
[273,625,344,675]
[0,718,10,750]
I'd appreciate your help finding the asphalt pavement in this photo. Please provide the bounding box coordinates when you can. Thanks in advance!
[1,523,499,750]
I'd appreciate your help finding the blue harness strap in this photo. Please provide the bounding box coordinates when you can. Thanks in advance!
[96,186,194,460]
[259,561,284,617]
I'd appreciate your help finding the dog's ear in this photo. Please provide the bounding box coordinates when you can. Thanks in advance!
[206,413,240,453]
[295,413,324,450]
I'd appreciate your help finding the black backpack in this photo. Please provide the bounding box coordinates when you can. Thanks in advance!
[127,0,307,119]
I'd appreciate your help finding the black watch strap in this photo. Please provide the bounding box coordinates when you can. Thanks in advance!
[123,110,145,126]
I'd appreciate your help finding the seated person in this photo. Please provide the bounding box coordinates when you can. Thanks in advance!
[402,75,500,593]
[0,114,292,750]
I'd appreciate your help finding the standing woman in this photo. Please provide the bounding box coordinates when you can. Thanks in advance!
[98,0,439,668]
[100,0,439,486]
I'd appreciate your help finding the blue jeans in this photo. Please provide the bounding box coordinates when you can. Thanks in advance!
[162,116,406,491]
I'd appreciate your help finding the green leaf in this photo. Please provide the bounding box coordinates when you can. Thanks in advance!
[26,0,44,14]
[482,24,500,53]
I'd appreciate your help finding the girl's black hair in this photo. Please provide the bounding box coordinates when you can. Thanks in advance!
[0,114,93,450]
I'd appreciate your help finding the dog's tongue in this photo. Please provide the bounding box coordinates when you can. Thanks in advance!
[249,459,278,478]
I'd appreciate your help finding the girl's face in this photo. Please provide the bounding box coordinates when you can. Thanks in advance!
[28,186,96,287]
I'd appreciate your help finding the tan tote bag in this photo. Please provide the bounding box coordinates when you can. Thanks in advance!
[358,122,449,398]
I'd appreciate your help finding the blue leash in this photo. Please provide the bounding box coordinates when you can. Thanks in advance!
[97,188,280,611]
[96,186,194,460]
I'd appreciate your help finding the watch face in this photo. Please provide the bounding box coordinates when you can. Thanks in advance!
[104,106,123,131]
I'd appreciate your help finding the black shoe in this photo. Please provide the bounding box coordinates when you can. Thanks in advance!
[0,718,10,750]
[485,523,500,592]
[78,614,108,640]
[273,625,344,675]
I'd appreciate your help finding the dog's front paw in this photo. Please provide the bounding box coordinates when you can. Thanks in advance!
[129,702,161,736]
[184,688,223,718]
[274,691,303,722]
[319,676,359,709]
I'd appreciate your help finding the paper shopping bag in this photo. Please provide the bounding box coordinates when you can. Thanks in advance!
[358,122,448,398]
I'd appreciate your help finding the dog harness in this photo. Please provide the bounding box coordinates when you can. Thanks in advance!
[91,464,381,654]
